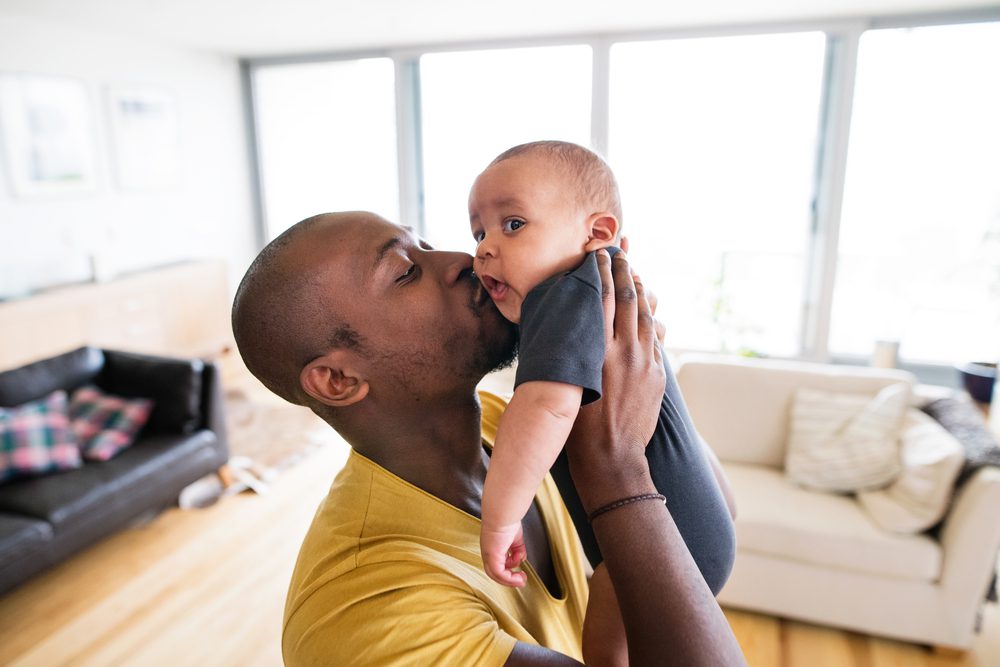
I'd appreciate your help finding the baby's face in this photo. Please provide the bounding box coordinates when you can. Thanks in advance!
[468,155,591,323]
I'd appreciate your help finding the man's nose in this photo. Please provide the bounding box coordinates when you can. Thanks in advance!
[439,251,474,286]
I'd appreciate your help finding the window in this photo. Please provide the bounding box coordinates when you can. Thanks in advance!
[253,58,398,241]
[609,32,827,356]
[245,14,1000,383]
[419,45,592,252]
[831,22,1000,364]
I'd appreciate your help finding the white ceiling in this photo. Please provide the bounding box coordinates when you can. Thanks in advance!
[0,0,996,57]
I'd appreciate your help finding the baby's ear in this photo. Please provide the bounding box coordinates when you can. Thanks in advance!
[584,212,620,252]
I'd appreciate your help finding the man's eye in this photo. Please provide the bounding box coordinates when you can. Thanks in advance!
[503,219,525,233]
[396,265,416,283]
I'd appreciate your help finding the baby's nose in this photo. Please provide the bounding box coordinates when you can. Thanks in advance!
[476,239,496,259]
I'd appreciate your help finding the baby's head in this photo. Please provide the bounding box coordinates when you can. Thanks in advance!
[468,140,621,323]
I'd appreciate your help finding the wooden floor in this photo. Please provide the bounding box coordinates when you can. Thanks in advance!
[0,439,997,666]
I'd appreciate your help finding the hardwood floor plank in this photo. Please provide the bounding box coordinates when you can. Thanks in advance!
[725,608,782,667]
[0,440,346,667]
[784,620,865,667]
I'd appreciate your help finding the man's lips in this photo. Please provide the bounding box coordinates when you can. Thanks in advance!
[464,269,491,310]
[479,274,509,302]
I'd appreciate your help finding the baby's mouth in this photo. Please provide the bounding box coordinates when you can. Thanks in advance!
[480,274,510,302]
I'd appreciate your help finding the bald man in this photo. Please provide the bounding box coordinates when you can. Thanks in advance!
[232,212,745,666]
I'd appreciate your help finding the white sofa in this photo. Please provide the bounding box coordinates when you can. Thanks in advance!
[675,354,1000,650]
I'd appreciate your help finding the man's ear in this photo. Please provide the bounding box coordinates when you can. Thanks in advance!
[299,350,370,408]
[584,212,620,252]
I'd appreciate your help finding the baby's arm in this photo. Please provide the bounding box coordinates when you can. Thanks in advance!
[481,380,583,587]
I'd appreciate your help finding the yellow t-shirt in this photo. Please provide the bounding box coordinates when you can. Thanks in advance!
[282,391,589,666]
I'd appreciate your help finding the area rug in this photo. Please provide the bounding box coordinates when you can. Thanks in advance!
[223,386,345,474]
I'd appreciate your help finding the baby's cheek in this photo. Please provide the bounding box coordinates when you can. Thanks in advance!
[500,300,522,325]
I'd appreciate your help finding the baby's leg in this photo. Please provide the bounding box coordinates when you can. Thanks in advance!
[645,354,737,595]
[583,563,627,667]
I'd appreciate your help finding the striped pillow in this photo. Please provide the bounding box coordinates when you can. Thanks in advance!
[785,383,908,493]
[857,409,964,533]
[69,386,154,462]
[0,390,82,483]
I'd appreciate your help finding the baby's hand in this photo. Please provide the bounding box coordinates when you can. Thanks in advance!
[481,521,528,587]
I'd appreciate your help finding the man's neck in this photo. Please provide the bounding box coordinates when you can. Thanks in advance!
[343,390,490,517]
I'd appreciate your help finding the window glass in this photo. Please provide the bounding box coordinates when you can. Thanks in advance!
[609,32,826,356]
[831,22,1000,364]
[253,59,398,240]
[420,46,592,252]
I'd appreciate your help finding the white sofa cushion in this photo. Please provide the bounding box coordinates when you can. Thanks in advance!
[726,462,942,582]
[675,355,916,468]
[784,384,907,492]
[857,409,965,534]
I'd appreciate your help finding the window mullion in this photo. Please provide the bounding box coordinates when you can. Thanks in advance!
[590,39,611,157]
[800,26,863,362]
[394,57,425,235]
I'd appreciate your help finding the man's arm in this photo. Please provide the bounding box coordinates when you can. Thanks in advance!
[504,250,746,666]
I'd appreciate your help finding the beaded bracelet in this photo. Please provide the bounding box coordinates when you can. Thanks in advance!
[587,493,667,523]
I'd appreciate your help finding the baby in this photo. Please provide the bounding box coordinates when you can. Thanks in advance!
[470,141,736,648]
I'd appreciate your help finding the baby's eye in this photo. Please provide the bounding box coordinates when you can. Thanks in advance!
[472,230,485,243]
[502,218,526,233]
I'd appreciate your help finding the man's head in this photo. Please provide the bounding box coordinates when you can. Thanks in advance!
[468,141,621,323]
[232,211,517,429]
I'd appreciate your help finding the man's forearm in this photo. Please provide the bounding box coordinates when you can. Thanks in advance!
[588,477,746,666]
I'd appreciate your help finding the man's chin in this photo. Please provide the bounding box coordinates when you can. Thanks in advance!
[465,271,518,375]
[488,331,518,373]
[477,313,518,376]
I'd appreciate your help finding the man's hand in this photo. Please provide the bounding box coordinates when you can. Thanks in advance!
[565,250,665,513]
[564,249,747,667]
[620,236,666,344]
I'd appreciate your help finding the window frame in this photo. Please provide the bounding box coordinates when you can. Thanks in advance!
[240,6,1000,384]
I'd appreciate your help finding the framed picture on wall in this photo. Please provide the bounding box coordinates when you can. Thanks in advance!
[106,86,181,191]
[0,74,98,197]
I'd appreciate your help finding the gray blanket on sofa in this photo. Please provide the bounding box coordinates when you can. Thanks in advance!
[922,396,1000,603]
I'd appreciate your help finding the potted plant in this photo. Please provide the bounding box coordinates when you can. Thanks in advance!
[957,361,997,404]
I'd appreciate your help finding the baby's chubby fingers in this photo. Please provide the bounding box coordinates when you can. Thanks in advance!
[481,522,528,587]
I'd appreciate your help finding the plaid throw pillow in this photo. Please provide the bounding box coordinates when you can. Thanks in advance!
[69,386,154,462]
[0,390,82,483]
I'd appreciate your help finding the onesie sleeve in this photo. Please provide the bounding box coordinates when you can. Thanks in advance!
[282,561,518,667]
[514,253,606,405]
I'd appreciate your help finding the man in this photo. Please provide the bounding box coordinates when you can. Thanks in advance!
[232,211,745,665]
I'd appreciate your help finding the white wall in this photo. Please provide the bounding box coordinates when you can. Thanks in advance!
[0,14,256,299]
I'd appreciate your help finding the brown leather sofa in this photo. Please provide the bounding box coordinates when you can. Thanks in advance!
[0,347,229,595]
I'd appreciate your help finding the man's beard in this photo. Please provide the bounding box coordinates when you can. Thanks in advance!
[487,327,518,374]
[464,268,519,376]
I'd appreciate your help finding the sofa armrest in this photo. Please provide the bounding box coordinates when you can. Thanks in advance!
[98,349,205,435]
[939,467,1000,628]
[200,361,229,461]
